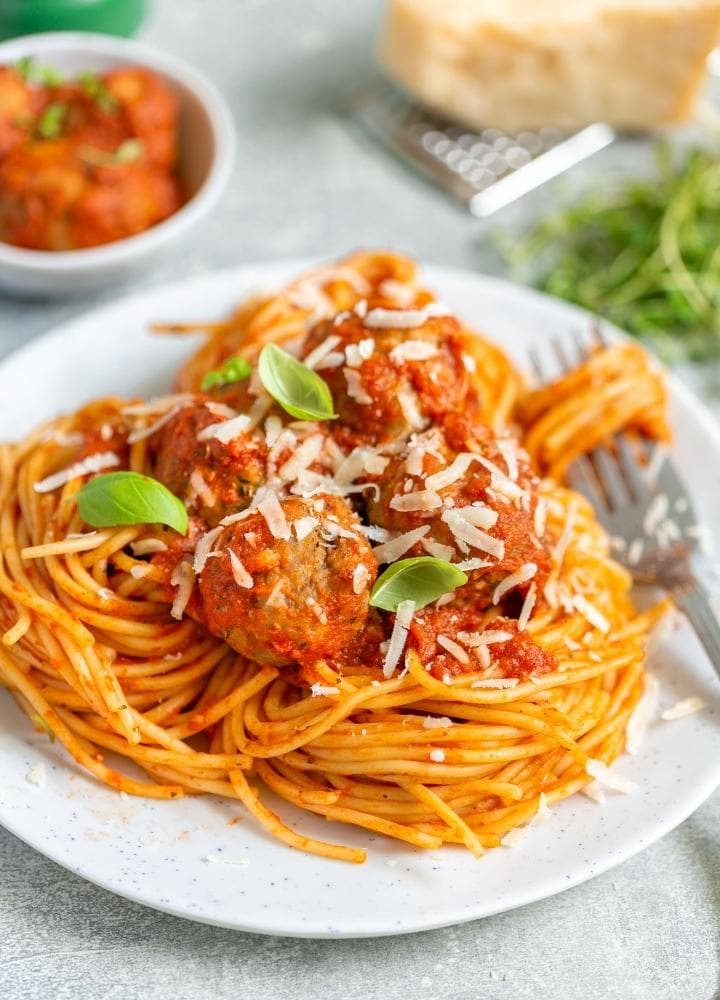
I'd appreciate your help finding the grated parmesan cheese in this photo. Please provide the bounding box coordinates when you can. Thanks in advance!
[455,557,491,572]
[256,489,291,540]
[372,525,430,564]
[661,696,705,720]
[352,563,371,594]
[421,538,455,561]
[423,716,453,729]
[197,413,251,444]
[442,509,504,560]
[497,439,519,481]
[343,367,372,405]
[437,634,470,664]
[425,453,475,491]
[33,451,120,494]
[25,763,46,788]
[278,434,324,483]
[517,582,537,631]
[586,758,637,794]
[389,489,442,512]
[188,468,217,508]
[130,538,167,556]
[379,278,416,307]
[458,629,514,646]
[128,402,186,444]
[429,749,446,763]
[572,594,610,634]
[358,338,375,360]
[397,387,428,430]
[310,684,340,697]
[363,303,452,328]
[389,340,439,364]
[293,516,319,541]
[383,599,415,678]
[170,561,195,619]
[493,563,537,605]
[303,334,342,370]
[228,549,253,589]
[625,674,659,754]
[581,784,606,805]
[193,526,224,574]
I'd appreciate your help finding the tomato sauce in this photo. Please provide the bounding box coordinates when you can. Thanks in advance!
[0,63,182,250]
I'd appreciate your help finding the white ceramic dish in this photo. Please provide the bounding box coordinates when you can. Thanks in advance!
[0,32,235,297]
[0,262,718,938]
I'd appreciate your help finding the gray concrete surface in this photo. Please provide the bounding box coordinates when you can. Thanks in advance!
[0,3,718,998]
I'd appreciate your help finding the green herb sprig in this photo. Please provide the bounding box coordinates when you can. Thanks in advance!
[16,56,64,87]
[78,138,144,167]
[78,70,118,112]
[501,144,720,362]
[36,101,68,140]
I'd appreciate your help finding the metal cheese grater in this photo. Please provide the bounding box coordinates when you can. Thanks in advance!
[352,83,615,217]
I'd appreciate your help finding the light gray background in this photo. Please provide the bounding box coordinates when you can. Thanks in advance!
[0,3,718,998]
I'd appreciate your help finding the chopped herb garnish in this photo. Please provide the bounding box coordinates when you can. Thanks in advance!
[79,139,145,167]
[78,70,118,112]
[201,355,252,392]
[16,56,64,87]
[500,143,720,362]
[36,101,68,140]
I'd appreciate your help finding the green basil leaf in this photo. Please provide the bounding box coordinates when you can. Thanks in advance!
[370,557,468,613]
[77,472,188,535]
[201,355,252,392]
[36,101,67,139]
[258,343,336,421]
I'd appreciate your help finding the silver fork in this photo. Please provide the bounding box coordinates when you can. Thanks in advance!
[530,328,720,678]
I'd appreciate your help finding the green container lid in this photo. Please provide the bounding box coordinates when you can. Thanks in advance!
[0,0,146,40]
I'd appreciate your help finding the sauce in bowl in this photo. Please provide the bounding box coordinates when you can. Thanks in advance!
[0,58,182,250]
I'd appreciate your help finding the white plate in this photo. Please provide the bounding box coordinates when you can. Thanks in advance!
[0,262,718,938]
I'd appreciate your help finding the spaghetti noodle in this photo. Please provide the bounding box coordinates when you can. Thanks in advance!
[0,252,669,863]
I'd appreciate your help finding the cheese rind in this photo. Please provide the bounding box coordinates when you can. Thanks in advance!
[377,0,720,131]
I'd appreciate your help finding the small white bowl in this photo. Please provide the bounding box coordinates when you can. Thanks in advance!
[0,32,236,297]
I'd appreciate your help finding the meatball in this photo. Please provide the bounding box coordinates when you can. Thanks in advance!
[368,421,552,610]
[154,399,269,525]
[198,494,377,670]
[301,311,476,446]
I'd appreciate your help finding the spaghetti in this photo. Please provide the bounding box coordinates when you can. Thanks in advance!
[0,252,669,863]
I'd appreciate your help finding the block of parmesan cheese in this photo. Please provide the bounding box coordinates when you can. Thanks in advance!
[377,0,720,131]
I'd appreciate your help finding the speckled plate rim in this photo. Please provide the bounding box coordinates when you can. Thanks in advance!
[0,260,718,938]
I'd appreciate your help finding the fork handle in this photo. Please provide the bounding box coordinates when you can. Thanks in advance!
[674,582,720,680]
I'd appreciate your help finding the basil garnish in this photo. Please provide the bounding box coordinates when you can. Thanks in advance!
[258,344,336,421]
[370,557,467,613]
[201,355,252,392]
[77,472,188,535]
